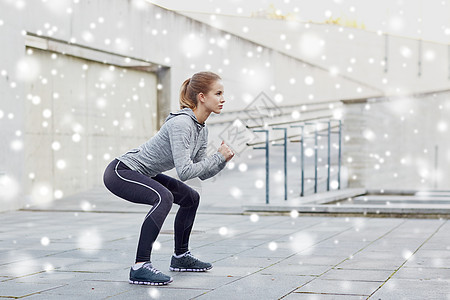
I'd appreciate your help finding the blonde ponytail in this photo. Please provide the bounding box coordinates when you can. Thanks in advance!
[179,71,221,110]
[179,78,195,109]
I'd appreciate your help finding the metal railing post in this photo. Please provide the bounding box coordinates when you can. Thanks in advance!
[273,127,288,201]
[253,130,270,204]
[338,120,342,190]
[314,125,318,193]
[305,122,319,194]
[327,121,331,191]
[291,125,305,197]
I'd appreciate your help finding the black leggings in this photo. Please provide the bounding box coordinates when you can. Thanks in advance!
[103,159,200,263]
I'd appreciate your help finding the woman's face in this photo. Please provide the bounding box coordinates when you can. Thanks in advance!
[202,80,225,114]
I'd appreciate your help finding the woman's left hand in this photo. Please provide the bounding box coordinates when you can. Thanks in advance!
[218,141,234,162]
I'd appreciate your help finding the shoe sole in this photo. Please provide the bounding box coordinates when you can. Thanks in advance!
[169,266,212,272]
[129,278,173,285]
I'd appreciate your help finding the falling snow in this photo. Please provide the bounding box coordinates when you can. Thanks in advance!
[0,2,449,297]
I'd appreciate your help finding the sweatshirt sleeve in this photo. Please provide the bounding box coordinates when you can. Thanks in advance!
[194,129,227,181]
[168,117,226,181]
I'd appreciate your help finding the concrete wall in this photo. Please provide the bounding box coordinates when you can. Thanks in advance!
[183,12,450,96]
[343,90,450,190]
[0,1,26,211]
[0,0,380,211]
[10,0,445,211]
[23,48,157,208]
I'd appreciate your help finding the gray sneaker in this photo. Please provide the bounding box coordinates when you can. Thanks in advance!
[129,262,173,285]
[170,252,212,272]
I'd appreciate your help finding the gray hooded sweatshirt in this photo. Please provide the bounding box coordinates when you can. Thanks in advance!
[117,108,227,181]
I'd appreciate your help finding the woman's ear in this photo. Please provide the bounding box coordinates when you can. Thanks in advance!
[197,92,205,103]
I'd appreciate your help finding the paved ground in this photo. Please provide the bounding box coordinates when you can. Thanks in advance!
[1,182,450,299]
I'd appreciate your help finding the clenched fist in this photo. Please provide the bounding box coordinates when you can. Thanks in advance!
[218,141,234,162]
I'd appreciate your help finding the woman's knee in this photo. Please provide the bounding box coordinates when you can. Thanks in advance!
[190,189,200,208]
[159,189,174,211]
[175,187,200,208]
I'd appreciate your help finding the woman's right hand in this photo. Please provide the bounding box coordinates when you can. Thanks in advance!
[218,141,234,162]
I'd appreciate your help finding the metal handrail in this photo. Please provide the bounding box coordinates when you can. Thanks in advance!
[245,114,333,129]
